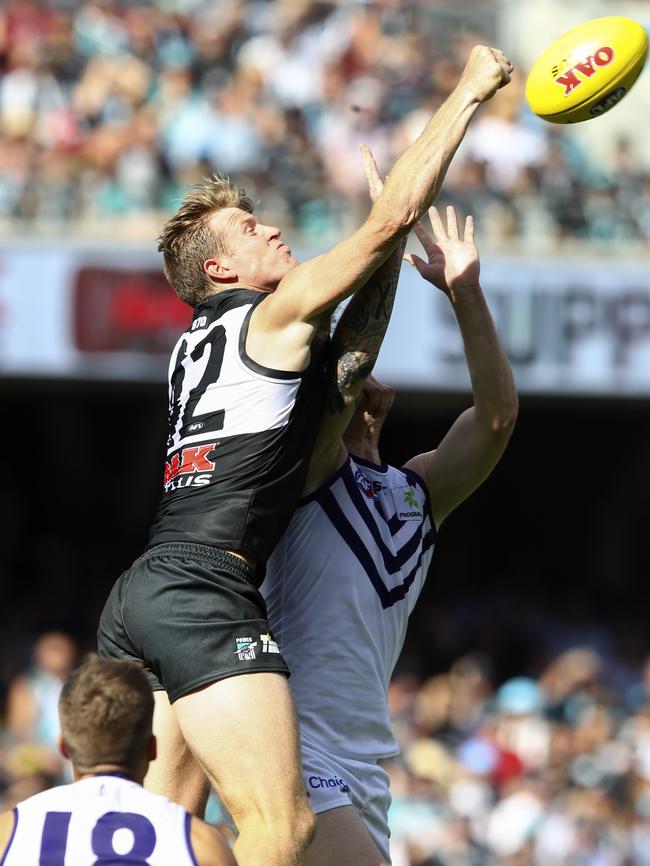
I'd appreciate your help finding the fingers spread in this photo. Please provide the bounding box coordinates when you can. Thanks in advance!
[427,206,446,242]
[446,205,459,240]
[464,214,474,243]
[413,220,437,252]
[404,252,425,271]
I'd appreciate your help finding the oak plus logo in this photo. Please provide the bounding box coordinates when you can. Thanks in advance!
[163,443,217,491]
[552,46,614,96]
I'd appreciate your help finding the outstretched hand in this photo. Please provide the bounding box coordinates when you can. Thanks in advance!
[360,146,480,298]
[406,205,480,300]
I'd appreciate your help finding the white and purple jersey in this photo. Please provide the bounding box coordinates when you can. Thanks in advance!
[262,455,436,760]
[2,775,198,866]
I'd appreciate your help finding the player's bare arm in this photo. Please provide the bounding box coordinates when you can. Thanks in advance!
[327,146,405,415]
[328,246,403,414]
[189,815,237,866]
[403,205,518,527]
[248,46,513,372]
[303,245,403,495]
[304,147,405,494]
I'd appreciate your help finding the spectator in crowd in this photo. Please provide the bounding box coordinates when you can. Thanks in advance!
[1,0,649,244]
[1,632,78,809]
[385,645,650,866]
[5,631,77,749]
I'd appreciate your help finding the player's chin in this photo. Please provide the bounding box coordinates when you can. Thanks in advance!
[282,254,299,272]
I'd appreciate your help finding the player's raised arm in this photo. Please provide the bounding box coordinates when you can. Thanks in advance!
[403,206,518,528]
[254,46,512,331]
[304,146,405,494]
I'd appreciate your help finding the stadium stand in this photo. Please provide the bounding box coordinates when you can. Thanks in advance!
[0,0,649,246]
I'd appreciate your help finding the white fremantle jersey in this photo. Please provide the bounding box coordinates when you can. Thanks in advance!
[262,455,436,759]
[3,775,197,866]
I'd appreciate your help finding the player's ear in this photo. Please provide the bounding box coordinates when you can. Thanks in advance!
[204,256,238,285]
[57,734,70,760]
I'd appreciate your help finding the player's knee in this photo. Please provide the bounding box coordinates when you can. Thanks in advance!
[272,801,315,860]
[272,796,315,845]
[237,795,315,853]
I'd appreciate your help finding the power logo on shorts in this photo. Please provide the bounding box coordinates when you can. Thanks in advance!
[234,637,257,660]
[234,633,279,660]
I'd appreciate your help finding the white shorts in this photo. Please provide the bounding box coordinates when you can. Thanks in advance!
[301,736,392,864]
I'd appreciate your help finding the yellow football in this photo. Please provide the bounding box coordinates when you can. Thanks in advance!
[525,16,648,123]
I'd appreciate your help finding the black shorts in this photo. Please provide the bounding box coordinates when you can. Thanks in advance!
[97,542,289,702]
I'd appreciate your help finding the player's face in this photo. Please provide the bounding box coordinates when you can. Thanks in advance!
[210,207,298,291]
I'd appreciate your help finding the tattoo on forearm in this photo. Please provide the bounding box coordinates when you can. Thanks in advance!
[373,281,392,321]
[335,353,374,404]
[327,239,406,413]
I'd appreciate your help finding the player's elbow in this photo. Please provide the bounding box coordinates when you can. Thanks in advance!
[476,393,518,440]
[490,394,518,436]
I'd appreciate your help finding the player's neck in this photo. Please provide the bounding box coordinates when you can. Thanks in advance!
[72,765,144,785]
[211,280,274,296]
[344,439,382,465]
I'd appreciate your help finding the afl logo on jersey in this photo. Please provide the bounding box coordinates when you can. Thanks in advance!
[354,469,383,500]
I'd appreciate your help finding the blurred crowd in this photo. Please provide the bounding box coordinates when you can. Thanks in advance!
[1,630,649,866]
[386,649,650,866]
[1,0,650,246]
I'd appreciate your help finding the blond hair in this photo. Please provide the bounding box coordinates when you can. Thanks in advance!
[59,655,154,772]
[158,175,255,307]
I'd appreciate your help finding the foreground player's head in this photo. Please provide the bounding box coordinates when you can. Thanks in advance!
[158,174,297,307]
[57,655,155,782]
[343,376,395,464]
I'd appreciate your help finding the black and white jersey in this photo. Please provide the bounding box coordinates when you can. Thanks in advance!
[148,288,327,569]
